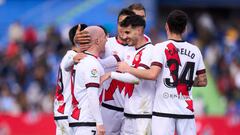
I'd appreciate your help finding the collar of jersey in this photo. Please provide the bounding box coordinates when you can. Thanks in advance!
[168,39,185,42]
[115,36,128,46]
[83,51,98,59]
[135,42,151,50]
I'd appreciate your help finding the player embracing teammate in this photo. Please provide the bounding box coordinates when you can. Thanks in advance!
[53,4,207,135]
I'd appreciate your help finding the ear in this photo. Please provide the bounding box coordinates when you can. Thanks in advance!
[95,38,100,46]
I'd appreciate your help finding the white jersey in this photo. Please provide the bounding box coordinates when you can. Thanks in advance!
[101,37,130,108]
[54,50,77,117]
[69,54,104,124]
[102,36,150,109]
[123,43,156,117]
[151,40,206,118]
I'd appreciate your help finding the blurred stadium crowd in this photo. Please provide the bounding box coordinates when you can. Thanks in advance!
[0,3,240,119]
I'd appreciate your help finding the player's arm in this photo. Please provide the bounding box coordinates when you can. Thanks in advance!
[99,54,121,68]
[193,49,208,87]
[117,45,162,80]
[193,72,207,87]
[84,66,105,134]
[61,51,77,71]
[117,61,161,80]
[101,71,140,84]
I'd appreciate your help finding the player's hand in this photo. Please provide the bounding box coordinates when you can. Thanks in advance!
[100,72,111,85]
[116,62,130,73]
[73,53,86,63]
[74,24,91,45]
[96,124,105,135]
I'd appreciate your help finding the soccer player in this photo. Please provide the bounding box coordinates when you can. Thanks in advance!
[128,3,151,42]
[99,9,135,135]
[128,3,146,21]
[68,26,108,135]
[101,15,155,135]
[53,24,89,135]
[74,6,151,135]
[117,10,208,135]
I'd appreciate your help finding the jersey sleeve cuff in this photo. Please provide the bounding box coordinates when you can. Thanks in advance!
[196,69,206,75]
[151,61,162,68]
[113,54,121,62]
[138,63,150,69]
[85,83,100,88]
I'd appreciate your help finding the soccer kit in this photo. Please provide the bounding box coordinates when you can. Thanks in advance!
[100,37,129,135]
[53,50,77,135]
[68,52,104,135]
[111,43,155,135]
[151,40,206,135]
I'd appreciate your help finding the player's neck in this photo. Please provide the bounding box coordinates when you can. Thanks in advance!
[167,33,183,41]
[116,36,125,45]
[135,35,148,49]
[86,47,99,57]
[72,46,80,52]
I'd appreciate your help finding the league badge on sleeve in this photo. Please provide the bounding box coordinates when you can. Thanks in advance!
[91,68,98,78]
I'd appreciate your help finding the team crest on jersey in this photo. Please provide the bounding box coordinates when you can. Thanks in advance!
[91,69,98,77]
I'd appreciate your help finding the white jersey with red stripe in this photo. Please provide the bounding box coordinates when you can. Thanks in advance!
[123,43,156,116]
[69,54,104,123]
[101,37,131,108]
[102,36,151,108]
[151,40,206,117]
[54,50,77,117]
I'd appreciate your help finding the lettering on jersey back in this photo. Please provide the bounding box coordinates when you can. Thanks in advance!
[164,43,194,112]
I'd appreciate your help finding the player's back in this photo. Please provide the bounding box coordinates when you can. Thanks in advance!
[54,50,77,117]
[152,39,206,117]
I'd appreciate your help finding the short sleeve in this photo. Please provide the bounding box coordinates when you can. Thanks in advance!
[138,46,153,70]
[150,44,164,68]
[196,49,206,75]
[84,63,101,89]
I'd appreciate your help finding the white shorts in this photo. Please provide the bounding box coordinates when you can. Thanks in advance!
[55,119,72,135]
[101,103,124,135]
[72,126,96,135]
[122,117,151,135]
[152,116,196,135]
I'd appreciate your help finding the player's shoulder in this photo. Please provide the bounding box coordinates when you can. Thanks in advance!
[60,50,77,64]
[106,37,117,45]
[66,50,77,56]
[183,41,202,54]
[154,40,170,49]
[144,42,154,51]
[81,55,101,68]
[144,34,151,43]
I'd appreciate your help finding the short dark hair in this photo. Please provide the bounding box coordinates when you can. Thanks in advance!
[117,8,135,22]
[120,15,146,29]
[166,10,188,34]
[69,24,87,45]
[128,3,145,13]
